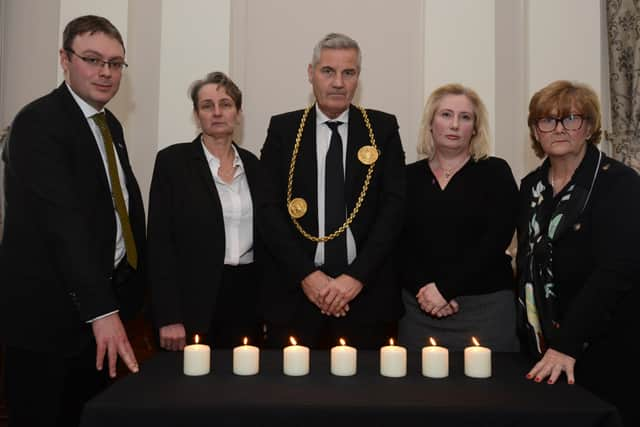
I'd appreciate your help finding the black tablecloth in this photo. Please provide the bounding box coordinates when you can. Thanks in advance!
[80,350,622,427]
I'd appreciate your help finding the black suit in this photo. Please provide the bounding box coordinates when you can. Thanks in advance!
[258,105,406,348]
[0,83,146,426]
[148,138,263,347]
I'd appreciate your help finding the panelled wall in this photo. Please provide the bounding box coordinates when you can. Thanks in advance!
[0,0,604,206]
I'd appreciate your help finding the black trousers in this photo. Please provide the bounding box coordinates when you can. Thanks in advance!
[4,259,138,427]
[4,343,109,427]
[202,263,263,349]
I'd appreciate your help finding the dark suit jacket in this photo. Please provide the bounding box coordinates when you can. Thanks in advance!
[147,137,262,334]
[258,104,406,324]
[0,83,146,356]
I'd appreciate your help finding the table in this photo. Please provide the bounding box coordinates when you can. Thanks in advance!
[80,350,622,427]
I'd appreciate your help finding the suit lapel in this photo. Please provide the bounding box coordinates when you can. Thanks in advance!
[345,105,369,207]
[189,136,223,213]
[56,84,111,195]
[295,108,319,235]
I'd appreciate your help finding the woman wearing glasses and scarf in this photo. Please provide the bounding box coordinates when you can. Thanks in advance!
[517,80,640,426]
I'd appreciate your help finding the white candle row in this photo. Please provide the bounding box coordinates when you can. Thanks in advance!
[183,336,491,379]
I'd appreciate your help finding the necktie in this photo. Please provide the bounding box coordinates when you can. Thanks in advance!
[324,121,347,275]
[92,112,138,270]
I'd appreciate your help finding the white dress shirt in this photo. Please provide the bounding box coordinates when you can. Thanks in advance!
[313,105,357,267]
[202,142,254,265]
[67,83,129,321]
[66,83,129,269]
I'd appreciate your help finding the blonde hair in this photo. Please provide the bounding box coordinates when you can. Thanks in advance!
[417,83,490,160]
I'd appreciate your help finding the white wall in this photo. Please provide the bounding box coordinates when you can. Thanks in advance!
[231,0,424,161]
[424,0,496,146]
[0,0,60,126]
[0,0,606,201]
[524,0,602,174]
[157,0,231,151]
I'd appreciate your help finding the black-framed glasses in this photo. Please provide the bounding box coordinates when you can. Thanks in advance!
[536,114,585,133]
[65,49,128,71]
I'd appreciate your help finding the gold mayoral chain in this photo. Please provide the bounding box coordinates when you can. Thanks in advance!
[286,104,379,242]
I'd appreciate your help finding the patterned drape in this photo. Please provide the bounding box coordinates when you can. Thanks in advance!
[606,0,640,172]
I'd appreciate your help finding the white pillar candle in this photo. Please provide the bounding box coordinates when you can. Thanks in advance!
[233,337,260,376]
[183,334,210,376]
[464,337,492,378]
[380,338,407,377]
[283,337,309,376]
[330,338,357,376]
[422,337,449,378]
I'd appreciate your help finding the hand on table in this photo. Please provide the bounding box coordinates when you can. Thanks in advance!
[526,348,576,385]
[92,312,139,378]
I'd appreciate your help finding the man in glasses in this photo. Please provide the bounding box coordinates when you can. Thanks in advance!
[0,15,145,427]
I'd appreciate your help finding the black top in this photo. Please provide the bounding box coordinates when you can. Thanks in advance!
[517,144,640,358]
[147,137,262,334]
[516,144,640,425]
[397,157,518,300]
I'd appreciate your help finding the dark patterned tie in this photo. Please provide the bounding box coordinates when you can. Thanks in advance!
[324,121,347,275]
[92,112,138,270]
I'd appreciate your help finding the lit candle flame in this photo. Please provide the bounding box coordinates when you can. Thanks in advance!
[339,338,346,346]
[429,337,437,346]
[289,336,297,346]
[243,337,248,345]
[194,334,200,344]
[472,336,480,346]
[389,338,395,346]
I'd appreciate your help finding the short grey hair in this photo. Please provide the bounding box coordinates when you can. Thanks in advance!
[311,33,361,70]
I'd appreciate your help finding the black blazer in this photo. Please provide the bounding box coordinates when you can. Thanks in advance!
[258,104,406,324]
[147,137,262,334]
[0,83,146,356]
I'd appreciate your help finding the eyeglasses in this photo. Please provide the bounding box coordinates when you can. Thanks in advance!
[536,114,585,133]
[65,49,128,71]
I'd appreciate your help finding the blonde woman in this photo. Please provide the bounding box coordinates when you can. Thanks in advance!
[396,83,519,351]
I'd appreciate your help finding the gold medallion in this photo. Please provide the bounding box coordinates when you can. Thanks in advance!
[358,146,379,165]
[288,197,308,219]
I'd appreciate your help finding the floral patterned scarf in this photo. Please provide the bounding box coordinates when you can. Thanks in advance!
[518,146,602,354]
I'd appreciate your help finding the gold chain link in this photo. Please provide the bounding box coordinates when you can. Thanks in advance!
[286,105,377,242]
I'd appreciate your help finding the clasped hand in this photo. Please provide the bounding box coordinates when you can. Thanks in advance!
[301,270,363,317]
[417,282,459,318]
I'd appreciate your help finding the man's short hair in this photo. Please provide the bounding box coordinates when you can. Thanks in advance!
[311,33,361,70]
[62,15,125,53]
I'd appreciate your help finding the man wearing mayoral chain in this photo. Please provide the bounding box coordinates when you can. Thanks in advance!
[259,33,406,349]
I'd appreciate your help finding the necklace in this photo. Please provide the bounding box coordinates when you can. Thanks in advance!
[433,155,469,180]
[286,104,377,243]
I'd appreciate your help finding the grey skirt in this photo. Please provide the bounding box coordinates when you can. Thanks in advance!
[398,288,520,352]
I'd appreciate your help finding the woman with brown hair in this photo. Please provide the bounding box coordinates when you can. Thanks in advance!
[517,80,640,426]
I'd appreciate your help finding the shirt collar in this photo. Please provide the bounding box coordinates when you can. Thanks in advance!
[315,104,349,126]
[65,82,104,119]
[201,139,243,170]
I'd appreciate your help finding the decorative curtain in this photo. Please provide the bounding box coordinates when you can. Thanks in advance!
[606,0,640,172]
